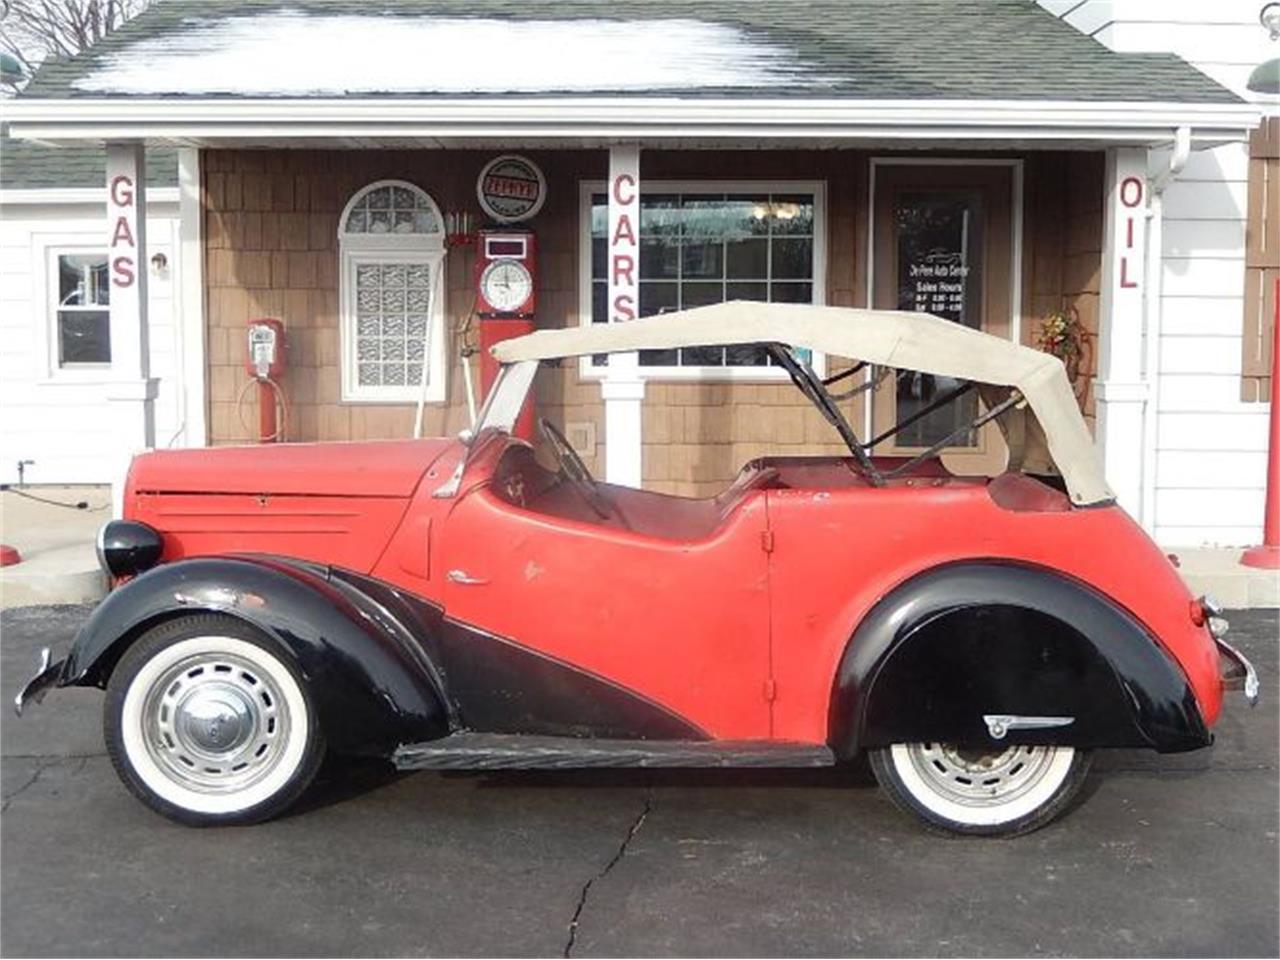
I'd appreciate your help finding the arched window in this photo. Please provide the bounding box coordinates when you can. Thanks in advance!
[339,180,447,402]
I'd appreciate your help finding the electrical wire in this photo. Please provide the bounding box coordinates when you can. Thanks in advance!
[235,376,288,442]
[0,486,108,511]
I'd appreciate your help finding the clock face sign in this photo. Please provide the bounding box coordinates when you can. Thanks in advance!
[477,155,546,223]
[480,259,534,314]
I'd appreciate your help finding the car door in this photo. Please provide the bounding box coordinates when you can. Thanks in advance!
[438,485,773,740]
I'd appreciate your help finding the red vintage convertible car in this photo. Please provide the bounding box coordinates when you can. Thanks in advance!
[17,303,1258,835]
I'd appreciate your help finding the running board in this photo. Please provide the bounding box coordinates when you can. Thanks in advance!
[393,733,836,771]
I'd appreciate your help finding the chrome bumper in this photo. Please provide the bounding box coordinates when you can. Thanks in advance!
[1216,637,1259,707]
[13,648,65,717]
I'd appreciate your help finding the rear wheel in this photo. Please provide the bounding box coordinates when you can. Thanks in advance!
[105,614,325,826]
[869,742,1091,836]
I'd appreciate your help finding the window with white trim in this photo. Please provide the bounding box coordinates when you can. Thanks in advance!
[583,183,824,376]
[52,251,111,366]
[339,180,447,403]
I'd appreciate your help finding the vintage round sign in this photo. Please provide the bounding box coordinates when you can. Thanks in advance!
[476,155,547,223]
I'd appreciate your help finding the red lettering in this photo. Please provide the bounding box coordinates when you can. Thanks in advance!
[612,293,636,322]
[1125,218,1134,249]
[111,215,134,249]
[484,175,536,199]
[611,213,636,247]
[112,255,135,287]
[1119,176,1143,208]
[612,173,636,206]
[109,174,133,208]
[612,254,635,286]
[1120,256,1138,289]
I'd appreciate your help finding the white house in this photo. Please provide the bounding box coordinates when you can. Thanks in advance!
[0,133,206,484]
[1039,0,1279,547]
[1,0,1275,551]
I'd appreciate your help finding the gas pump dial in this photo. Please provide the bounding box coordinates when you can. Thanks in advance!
[475,230,536,319]
[474,228,537,439]
[480,259,533,314]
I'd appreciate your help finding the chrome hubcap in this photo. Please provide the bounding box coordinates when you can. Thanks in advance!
[905,742,1063,807]
[177,683,254,753]
[142,651,291,795]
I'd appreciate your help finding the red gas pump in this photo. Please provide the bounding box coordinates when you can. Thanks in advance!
[474,229,536,439]
[244,317,286,443]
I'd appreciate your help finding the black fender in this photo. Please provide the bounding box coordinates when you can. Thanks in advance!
[60,556,450,755]
[830,562,1211,758]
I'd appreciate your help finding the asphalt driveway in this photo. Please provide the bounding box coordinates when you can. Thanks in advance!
[2,605,1277,958]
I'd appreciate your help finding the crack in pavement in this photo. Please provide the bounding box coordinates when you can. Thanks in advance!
[1,755,94,811]
[563,792,652,959]
[2,752,107,760]
[2,760,53,813]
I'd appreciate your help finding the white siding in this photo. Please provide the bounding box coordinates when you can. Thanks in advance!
[1152,139,1264,545]
[0,199,186,484]
[1040,0,1274,546]
[1041,0,1280,101]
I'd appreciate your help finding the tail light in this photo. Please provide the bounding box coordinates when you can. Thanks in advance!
[1190,595,1229,638]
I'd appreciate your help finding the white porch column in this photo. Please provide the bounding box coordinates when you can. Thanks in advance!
[1095,147,1150,522]
[106,142,158,513]
[603,144,645,488]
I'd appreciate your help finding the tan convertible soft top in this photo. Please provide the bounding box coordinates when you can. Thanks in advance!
[491,302,1114,506]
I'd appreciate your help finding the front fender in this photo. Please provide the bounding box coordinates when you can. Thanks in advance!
[61,556,449,755]
[830,562,1211,758]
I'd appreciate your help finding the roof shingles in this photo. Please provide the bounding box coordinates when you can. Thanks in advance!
[15,0,1240,103]
[0,130,177,190]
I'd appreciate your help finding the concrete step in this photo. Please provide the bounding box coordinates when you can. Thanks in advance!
[1171,548,1280,610]
[1,541,106,608]
[1,486,110,610]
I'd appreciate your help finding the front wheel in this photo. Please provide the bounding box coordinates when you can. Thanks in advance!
[869,742,1091,836]
[104,614,325,826]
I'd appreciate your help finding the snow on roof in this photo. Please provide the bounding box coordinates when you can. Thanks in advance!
[71,11,836,96]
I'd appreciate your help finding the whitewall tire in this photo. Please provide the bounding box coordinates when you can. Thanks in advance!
[105,615,325,826]
[869,741,1091,836]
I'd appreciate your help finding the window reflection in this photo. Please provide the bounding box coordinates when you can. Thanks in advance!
[590,191,816,369]
[892,193,985,447]
[56,253,111,365]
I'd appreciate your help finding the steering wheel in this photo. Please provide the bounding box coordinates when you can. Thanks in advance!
[538,418,614,520]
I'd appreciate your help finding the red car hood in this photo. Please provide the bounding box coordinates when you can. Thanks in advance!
[128,439,458,498]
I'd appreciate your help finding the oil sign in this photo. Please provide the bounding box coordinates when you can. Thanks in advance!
[1118,176,1143,289]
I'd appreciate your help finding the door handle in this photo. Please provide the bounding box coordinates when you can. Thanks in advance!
[446,569,489,586]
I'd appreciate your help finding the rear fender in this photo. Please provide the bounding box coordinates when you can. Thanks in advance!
[830,562,1210,758]
[61,556,450,755]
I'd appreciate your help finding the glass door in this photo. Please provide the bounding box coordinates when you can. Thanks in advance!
[871,164,1014,475]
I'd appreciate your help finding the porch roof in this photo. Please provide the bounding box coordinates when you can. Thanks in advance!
[5,0,1259,147]
[0,130,176,193]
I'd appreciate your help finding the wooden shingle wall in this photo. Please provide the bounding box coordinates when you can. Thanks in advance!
[1242,118,1278,402]
[202,148,1099,495]
[202,148,606,462]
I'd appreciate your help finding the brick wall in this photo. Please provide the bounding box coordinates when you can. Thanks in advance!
[202,147,1099,494]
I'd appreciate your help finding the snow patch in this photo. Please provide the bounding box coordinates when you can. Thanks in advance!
[73,12,836,96]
